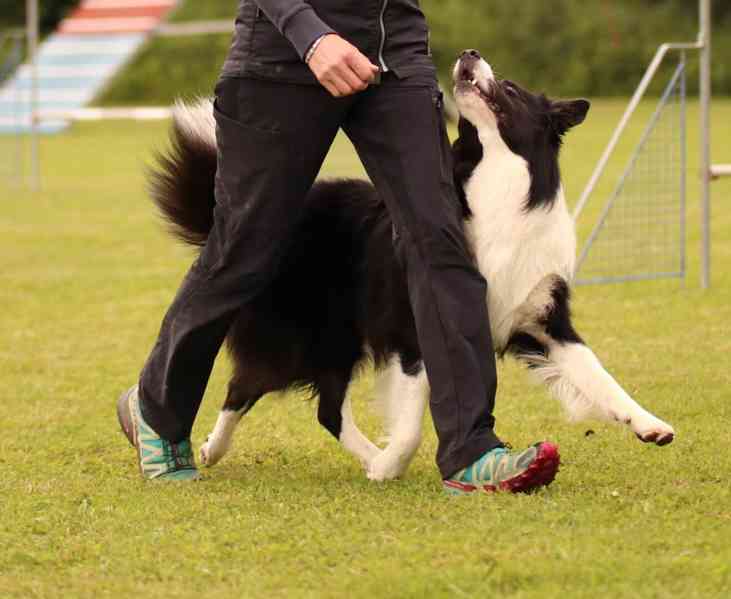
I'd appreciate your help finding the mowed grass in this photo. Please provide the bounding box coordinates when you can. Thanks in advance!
[1,99,730,599]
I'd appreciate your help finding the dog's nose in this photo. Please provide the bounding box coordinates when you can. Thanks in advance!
[460,49,481,60]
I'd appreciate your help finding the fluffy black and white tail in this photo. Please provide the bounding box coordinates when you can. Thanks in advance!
[148,99,217,247]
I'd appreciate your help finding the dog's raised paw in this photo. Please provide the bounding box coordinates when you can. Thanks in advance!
[633,419,675,446]
[635,430,675,446]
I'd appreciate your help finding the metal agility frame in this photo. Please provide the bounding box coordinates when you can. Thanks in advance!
[575,58,687,286]
[573,0,727,289]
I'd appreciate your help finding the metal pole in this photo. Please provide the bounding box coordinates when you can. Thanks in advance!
[699,0,711,289]
[26,0,40,191]
[711,165,731,178]
[680,53,687,285]
[12,33,24,187]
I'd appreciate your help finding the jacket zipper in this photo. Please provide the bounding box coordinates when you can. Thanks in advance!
[377,0,389,72]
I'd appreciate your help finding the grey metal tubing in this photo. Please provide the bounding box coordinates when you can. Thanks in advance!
[576,271,684,287]
[710,165,731,178]
[157,21,233,37]
[680,52,687,283]
[26,0,40,191]
[699,0,711,289]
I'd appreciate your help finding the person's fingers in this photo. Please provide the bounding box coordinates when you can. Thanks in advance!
[322,73,352,97]
[348,53,380,83]
[337,62,369,92]
[307,35,380,96]
[316,64,344,97]
[321,79,341,97]
[331,74,355,97]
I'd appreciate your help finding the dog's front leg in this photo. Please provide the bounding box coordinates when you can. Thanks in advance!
[367,359,428,482]
[543,342,676,445]
[510,275,675,445]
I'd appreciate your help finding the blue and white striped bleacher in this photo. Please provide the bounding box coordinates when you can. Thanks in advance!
[0,0,177,135]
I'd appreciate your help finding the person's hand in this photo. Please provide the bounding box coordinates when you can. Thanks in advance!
[307,34,379,98]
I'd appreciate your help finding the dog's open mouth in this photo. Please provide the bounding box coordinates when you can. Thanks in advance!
[454,64,502,115]
[455,67,489,97]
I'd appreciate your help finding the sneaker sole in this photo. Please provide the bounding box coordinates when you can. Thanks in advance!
[442,442,560,495]
[117,387,145,478]
[116,389,136,448]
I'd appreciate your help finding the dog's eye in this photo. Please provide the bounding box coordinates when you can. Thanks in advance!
[504,84,517,96]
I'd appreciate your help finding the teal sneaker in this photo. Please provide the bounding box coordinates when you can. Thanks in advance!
[117,385,201,481]
[443,442,559,495]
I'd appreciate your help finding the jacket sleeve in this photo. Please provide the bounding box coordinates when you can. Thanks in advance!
[253,1,335,60]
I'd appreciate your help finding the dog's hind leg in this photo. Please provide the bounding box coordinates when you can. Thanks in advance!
[509,275,675,446]
[199,379,262,467]
[367,356,428,482]
[316,371,381,471]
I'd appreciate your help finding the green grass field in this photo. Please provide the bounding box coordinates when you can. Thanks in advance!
[1,99,730,598]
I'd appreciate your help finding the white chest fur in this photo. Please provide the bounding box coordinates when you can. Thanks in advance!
[464,131,577,350]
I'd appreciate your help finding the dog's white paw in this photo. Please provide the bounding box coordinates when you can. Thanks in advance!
[199,435,229,467]
[366,449,412,482]
[631,415,675,446]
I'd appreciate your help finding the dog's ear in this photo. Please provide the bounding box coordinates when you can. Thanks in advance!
[550,99,590,134]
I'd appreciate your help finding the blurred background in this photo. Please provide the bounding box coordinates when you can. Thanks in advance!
[2,3,730,597]
[1,0,730,106]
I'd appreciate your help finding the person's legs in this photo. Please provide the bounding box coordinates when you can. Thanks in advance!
[343,75,503,479]
[137,78,350,445]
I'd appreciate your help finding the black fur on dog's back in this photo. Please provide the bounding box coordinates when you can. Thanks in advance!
[147,110,425,435]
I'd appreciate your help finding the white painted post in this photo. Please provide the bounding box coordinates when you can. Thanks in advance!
[26,0,40,191]
[699,0,711,289]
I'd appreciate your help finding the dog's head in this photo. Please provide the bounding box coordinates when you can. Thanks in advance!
[452,50,590,210]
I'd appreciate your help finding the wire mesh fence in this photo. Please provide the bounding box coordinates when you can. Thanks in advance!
[575,58,687,285]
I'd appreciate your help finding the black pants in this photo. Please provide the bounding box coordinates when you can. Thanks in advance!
[138,74,503,478]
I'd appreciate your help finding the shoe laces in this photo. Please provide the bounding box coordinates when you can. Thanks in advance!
[164,439,195,470]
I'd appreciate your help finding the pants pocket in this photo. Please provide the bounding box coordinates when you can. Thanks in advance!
[196,102,284,276]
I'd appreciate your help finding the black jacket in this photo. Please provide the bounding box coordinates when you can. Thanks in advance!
[222,0,436,83]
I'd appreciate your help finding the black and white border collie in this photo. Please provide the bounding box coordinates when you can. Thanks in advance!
[150,52,675,482]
